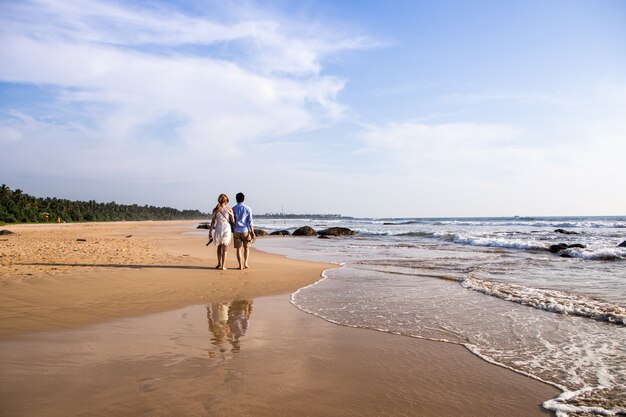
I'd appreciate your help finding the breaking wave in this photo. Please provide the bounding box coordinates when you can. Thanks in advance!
[560,247,626,261]
[461,275,626,325]
[433,231,550,250]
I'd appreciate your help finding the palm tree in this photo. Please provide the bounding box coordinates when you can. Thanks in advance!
[0,184,10,197]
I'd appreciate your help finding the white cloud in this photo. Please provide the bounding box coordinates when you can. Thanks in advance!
[1,1,623,217]
[0,0,370,144]
[355,111,626,216]
[362,121,518,151]
[360,121,520,177]
[0,0,377,214]
[0,0,374,76]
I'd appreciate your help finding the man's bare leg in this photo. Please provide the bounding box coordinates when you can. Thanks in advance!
[243,246,250,269]
[236,247,244,270]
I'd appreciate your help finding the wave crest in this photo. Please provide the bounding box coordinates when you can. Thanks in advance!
[461,276,626,325]
[433,232,549,250]
[561,247,626,261]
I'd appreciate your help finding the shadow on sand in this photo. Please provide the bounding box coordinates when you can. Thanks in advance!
[18,262,218,271]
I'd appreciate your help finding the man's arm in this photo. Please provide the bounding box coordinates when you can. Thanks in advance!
[248,208,255,237]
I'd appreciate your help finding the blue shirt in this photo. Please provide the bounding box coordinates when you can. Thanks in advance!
[232,203,253,233]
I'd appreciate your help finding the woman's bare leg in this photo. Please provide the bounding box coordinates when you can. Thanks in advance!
[216,245,223,269]
[220,244,228,270]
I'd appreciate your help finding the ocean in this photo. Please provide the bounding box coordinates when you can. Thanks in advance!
[252,216,626,417]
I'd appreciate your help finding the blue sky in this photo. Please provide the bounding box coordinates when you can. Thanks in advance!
[1,0,625,217]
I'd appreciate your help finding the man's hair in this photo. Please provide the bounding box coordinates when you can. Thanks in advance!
[236,192,245,203]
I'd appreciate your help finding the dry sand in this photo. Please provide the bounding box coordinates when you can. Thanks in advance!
[0,221,332,335]
[0,221,560,416]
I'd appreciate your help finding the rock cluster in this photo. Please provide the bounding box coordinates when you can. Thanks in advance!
[318,227,356,236]
[549,243,586,254]
[290,226,357,237]
[292,226,317,236]
[547,226,625,257]
[270,230,290,236]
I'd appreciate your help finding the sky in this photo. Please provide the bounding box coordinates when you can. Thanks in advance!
[1,0,625,217]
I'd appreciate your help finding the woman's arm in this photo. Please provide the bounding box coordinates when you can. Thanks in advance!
[228,207,235,223]
[209,212,217,235]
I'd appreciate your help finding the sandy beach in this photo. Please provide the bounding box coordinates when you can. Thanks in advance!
[0,221,332,335]
[0,221,559,416]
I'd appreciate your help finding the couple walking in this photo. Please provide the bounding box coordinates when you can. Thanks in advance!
[209,192,255,270]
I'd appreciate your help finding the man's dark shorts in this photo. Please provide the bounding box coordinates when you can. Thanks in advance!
[234,232,252,249]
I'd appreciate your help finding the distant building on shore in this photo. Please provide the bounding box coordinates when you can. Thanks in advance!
[256,213,351,219]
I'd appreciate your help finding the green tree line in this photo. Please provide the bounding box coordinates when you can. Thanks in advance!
[0,184,208,223]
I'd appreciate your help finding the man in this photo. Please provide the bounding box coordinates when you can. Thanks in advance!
[232,192,255,270]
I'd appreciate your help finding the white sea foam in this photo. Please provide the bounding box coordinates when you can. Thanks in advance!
[420,231,625,261]
[257,217,626,416]
[543,387,626,416]
[430,220,626,229]
[461,275,626,325]
[292,266,626,417]
[561,247,626,261]
[433,231,550,250]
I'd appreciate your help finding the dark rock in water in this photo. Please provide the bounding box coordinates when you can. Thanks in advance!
[549,243,586,253]
[383,222,397,225]
[254,229,268,237]
[567,243,586,249]
[0,230,15,235]
[318,235,331,239]
[197,223,210,229]
[554,228,578,235]
[318,227,356,236]
[270,230,291,236]
[549,243,569,253]
[293,226,317,236]
[619,240,626,248]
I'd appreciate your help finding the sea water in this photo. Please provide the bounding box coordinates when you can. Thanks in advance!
[253,216,626,417]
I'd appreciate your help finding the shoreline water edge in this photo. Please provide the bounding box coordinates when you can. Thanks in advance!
[252,215,625,417]
[0,220,558,417]
[0,218,623,416]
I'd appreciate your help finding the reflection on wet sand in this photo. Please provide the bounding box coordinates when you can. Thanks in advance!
[0,295,558,417]
[207,300,253,355]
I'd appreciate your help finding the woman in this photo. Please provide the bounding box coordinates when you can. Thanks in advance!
[209,194,234,270]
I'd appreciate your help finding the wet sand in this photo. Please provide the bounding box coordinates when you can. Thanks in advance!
[0,221,559,416]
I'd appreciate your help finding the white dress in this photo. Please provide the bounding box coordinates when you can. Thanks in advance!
[213,208,232,246]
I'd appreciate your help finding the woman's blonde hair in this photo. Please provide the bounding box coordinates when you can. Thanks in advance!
[213,194,229,213]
